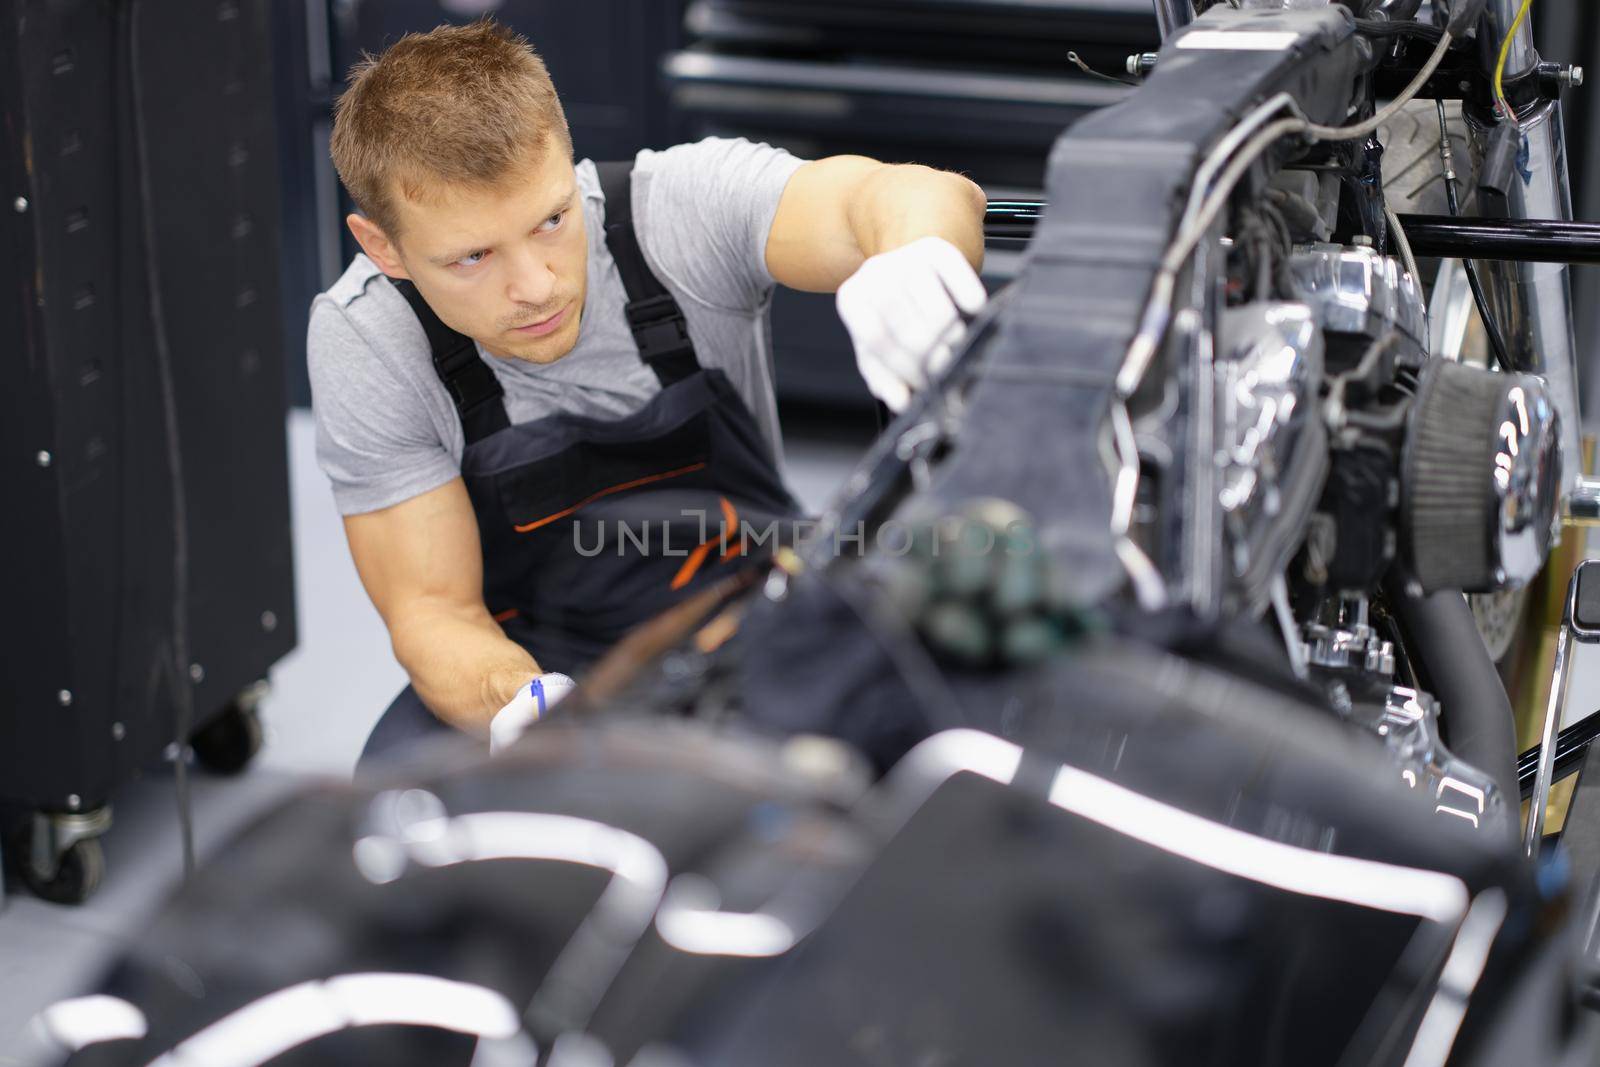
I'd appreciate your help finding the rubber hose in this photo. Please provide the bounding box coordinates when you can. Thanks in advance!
[1390,586,1520,845]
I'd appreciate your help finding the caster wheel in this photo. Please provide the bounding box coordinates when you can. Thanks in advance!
[191,700,264,776]
[20,835,105,906]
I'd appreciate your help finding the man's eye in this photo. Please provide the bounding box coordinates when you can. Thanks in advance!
[539,211,565,232]
[455,250,488,267]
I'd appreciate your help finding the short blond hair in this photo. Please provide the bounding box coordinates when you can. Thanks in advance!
[330,19,571,238]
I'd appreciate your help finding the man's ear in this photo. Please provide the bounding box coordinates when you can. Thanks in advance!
[346,213,410,279]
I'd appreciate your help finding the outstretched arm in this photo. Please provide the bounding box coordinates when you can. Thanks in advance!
[764,156,989,412]
[764,156,985,291]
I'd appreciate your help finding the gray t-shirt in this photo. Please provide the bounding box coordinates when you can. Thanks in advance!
[309,137,806,516]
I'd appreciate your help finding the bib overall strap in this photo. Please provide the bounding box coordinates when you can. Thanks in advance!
[596,161,701,387]
[392,277,511,445]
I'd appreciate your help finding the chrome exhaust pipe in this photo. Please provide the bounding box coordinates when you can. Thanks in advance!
[1151,0,1194,40]
[1468,104,1586,505]
[1482,0,1538,83]
[1472,2,1584,507]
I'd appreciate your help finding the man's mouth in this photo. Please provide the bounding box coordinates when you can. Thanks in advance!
[510,302,570,338]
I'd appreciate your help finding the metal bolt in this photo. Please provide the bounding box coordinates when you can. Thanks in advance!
[111,722,125,741]
[163,742,181,762]
[260,610,277,632]
[1125,52,1157,78]
[12,196,26,213]
[35,450,51,467]
[1566,66,1585,88]
[57,690,72,706]
[188,662,205,683]
[66,794,81,811]
[1352,235,1375,248]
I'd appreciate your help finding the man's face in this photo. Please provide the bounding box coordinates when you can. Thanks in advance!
[388,148,588,363]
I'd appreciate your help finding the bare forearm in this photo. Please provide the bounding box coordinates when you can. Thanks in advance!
[847,164,986,270]
[389,607,541,736]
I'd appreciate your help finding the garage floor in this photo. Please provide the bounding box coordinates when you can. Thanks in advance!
[0,407,867,1059]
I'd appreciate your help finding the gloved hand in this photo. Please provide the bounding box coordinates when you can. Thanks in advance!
[836,235,987,413]
[488,672,576,754]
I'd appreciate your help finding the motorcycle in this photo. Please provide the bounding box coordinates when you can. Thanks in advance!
[30,1,1600,1064]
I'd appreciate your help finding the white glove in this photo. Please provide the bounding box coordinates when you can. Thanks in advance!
[488,672,576,754]
[836,235,987,413]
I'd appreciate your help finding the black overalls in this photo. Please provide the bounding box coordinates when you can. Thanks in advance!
[359,162,801,769]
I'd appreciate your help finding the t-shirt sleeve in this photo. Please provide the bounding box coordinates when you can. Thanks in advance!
[635,137,807,313]
[307,298,460,516]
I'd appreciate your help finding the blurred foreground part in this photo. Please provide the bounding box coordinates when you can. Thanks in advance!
[39,692,1566,1065]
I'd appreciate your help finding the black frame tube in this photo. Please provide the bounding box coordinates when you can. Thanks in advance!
[1396,215,1600,265]
[984,201,1600,265]
[1518,710,1600,798]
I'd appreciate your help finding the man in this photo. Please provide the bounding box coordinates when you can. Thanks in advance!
[310,20,987,768]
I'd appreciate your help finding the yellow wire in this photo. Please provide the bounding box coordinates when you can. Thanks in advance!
[1493,0,1535,125]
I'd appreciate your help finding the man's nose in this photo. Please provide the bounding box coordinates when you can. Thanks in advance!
[504,250,558,308]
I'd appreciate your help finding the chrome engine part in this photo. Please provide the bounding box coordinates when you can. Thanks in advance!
[1301,596,1396,677]
[1215,302,1327,613]
[1209,246,1425,614]
[1304,596,1509,836]
[1305,619,1395,676]
[1287,243,1428,357]
[1367,684,1508,833]
[1401,360,1562,592]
